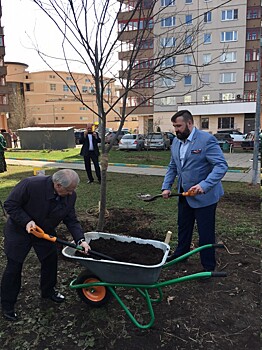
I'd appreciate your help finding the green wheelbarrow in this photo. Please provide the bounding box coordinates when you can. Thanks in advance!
[62,232,227,330]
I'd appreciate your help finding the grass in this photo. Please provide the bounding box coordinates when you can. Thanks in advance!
[0,165,260,247]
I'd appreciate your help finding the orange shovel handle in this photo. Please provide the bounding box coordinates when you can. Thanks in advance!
[30,225,57,243]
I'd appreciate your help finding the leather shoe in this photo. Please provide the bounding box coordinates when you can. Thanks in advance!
[87,180,94,184]
[2,309,18,321]
[43,291,65,303]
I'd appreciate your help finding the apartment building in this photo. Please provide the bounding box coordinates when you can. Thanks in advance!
[5,62,138,132]
[117,0,261,134]
[0,0,9,130]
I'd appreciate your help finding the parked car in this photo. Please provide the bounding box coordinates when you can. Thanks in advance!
[144,132,170,150]
[217,129,246,142]
[118,134,145,151]
[164,132,176,145]
[74,129,85,144]
[214,133,234,151]
[241,131,262,151]
[105,130,130,145]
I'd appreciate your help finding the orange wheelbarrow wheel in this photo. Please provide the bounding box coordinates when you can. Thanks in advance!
[75,270,111,307]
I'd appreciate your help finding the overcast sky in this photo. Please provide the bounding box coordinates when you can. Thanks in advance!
[2,0,87,72]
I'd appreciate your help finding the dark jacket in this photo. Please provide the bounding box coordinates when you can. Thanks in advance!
[80,132,101,157]
[4,175,84,262]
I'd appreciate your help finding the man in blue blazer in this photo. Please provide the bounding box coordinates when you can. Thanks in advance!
[80,124,101,184]
[162,110,228,271]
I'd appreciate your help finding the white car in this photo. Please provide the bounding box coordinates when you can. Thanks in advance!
[217,129,246,142]
[118,134,145,151]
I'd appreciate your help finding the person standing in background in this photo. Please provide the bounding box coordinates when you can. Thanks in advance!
[80,123,101,184]
[0,130,7,172]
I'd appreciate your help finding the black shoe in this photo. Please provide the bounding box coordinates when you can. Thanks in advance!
[87,180,94,184]
[2,309,18,321]
[43,291,65,303]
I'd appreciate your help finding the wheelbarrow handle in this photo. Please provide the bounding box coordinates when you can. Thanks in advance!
[30,225,115,261]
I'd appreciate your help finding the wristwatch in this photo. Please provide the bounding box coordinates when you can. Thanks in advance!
[77,238,85,245]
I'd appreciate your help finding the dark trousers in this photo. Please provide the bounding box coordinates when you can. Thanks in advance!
[83,152,101,182]
[176,198,217,271]
[1,253,57,310]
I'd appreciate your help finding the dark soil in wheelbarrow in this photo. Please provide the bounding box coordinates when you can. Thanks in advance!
[76,238,165,265]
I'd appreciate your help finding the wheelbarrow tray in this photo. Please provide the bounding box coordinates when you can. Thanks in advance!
[62,231,170,285]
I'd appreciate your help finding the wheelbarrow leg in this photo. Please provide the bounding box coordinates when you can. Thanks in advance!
[108,286,158,330]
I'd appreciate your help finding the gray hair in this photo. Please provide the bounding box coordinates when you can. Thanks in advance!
[52,169,80,188]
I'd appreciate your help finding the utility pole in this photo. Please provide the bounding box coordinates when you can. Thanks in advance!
[251,34,261,185]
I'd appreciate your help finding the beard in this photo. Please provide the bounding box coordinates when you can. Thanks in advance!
[176,125,191,140]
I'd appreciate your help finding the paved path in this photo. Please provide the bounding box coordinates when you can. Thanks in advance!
[6,152,260,183]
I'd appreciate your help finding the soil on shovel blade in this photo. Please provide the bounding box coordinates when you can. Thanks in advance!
[76,238,165,265]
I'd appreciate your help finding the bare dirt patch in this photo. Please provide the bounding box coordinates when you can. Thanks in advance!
[0,194,260,349]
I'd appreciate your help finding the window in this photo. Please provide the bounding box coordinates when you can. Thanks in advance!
[160,96,176,105]
[49,75,55,79]
[160,37,176,47]
[245,49,259,61]
[201,117,209,129]
[50,84,56,91]
[203,53,211,64]
[161,57,176,67]
[204,11,212,23]
[70,85,77,92]
[202,95,210,102]
[218,117,234,129]
[246,28,260,41]
[185,35,193,45]
[185,0,192,3]
[66,77,73,80]
[0,36,4,46]
[184,95,191,103]
[220,93,235,101]
[220,51,237,63]
[201,74,210,84]
[161,0,175,6]
[220,72,236,83]
[161,17,176,27]
[82,86,88,92]
[244,71,257,82]
[221,31,238,42]
[243,91,256,101]
[160,77,176,87]
[184,55,193,64]
[0,76,5,86]
[63,85,69,92]
[204,33,212,44]
[185,14,192,25]
[247,7,261,19]
[221,9,238,21]
[184,75,192,85]
[137,40,153,49]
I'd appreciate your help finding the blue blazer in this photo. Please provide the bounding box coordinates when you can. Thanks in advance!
[162,128,228,208]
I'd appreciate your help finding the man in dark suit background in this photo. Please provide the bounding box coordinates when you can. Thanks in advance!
[80,123,101,184]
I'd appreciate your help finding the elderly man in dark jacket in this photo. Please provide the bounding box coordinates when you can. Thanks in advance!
[80,123,101,184]
[1,169,90,321]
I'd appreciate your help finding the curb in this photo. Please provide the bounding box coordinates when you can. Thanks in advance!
[6,157,249,173]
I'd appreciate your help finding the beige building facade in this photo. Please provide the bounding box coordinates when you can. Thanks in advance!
[6,62,138,132]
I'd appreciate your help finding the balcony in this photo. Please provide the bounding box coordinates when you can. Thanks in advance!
[120,104,153,116]
[118,48,153,61]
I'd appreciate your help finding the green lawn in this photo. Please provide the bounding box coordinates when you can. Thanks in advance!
[0,165,260,247]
